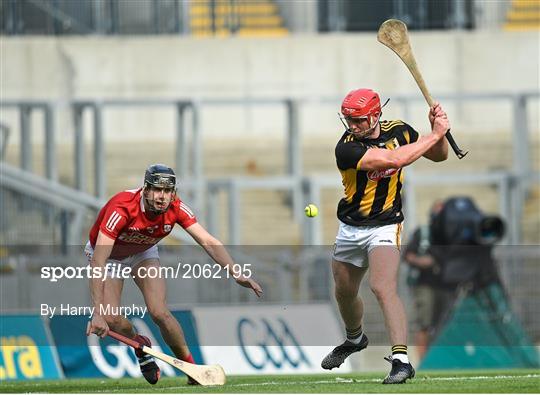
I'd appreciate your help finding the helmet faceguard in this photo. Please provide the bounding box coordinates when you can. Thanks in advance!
[142,164,177,214]
[340,89,388,138]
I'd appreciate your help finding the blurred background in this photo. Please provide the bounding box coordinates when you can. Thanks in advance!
[0,0,539,381]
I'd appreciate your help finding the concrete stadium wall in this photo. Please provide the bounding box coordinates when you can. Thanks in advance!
[1,31,538,143]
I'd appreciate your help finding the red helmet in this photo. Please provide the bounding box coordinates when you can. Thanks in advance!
[341,88,381,118]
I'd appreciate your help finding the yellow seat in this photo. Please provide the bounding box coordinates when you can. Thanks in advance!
[189,0,289,37]
[503,0,540,30]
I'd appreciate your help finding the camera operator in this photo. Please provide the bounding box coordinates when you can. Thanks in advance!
[403,201,458,360]
[429,197,504,291]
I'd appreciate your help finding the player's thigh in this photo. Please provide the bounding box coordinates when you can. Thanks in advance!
[103,277,124,306]
[84,244,124,308]
[102,277,125,325]
[368,246,400,292]
[332,259,368,297]
[132,258,168,311]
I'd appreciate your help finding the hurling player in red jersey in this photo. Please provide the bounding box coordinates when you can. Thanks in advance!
[321,89,449,384]
[85,164,262,385]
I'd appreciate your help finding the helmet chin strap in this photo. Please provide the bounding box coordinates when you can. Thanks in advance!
[365,112,382,133]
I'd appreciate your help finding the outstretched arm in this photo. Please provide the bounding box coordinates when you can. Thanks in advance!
[185,223,263,297]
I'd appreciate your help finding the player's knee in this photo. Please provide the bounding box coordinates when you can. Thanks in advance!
[334,286,357,302]
[148,308,172,324]
[370,282,396,301]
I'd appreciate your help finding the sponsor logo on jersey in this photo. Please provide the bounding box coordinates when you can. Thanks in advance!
[163,224,171,232]
[118,232,161,245]
[367,168,398,181]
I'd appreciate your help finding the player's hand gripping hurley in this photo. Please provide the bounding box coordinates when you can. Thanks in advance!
[108,330,226,386]
[377,19,468,159]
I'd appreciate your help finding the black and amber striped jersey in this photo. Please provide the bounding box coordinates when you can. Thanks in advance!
[335,120,419,226]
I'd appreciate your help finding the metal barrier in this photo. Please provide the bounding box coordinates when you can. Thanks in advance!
[204,176,300,244]
[2,92,537,189]
[70,98,301,216]
[0,121,10,160]
[0,162,198,246]
[71,99,201,201]
[1,91,538,245]
[1,0,186,35]
[184,168,540,246]
[0,162,102,245]
[0,101,56,180]
[212,171,539,246]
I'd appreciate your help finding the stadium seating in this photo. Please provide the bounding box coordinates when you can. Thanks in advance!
[504,0,540,31]
[189,0,288,37]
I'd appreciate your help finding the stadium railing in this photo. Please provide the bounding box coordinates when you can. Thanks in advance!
[1,91,538,245]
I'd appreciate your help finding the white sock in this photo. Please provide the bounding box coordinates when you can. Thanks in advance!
[346,326,364,344]
[392,345,409,363]
[392,353,409,363]
[348,334,365,345]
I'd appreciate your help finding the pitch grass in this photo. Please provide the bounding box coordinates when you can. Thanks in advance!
[3,370,539,393]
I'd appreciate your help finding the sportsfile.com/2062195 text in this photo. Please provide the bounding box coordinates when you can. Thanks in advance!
[40,262,252,282]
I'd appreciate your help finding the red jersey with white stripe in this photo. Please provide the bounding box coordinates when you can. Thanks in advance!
[89,188,197,260]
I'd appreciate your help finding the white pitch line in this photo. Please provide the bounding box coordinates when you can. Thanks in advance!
[422,374,540,381]
[23,373,540,393]
[154,373,540,391]
[226,374,540,387]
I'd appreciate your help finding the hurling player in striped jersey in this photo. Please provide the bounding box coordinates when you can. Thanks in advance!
[321,89,449,384]
[85,164,263,385]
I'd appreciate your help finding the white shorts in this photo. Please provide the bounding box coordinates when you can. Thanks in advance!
[84,241,160,276]
[332,221,403,268]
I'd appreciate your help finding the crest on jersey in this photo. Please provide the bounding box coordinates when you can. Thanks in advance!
[164,224,172,232]
[146,225,158,234]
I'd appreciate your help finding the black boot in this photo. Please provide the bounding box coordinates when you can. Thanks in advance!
[382,355,415,384]
[321,334,369,370]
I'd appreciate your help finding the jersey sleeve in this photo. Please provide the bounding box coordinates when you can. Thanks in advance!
[99,205,129,240]
[335,142,368,170]
[404,123,419,144]
[175,201,198,229]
